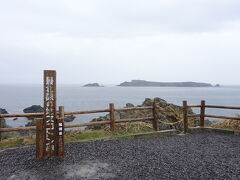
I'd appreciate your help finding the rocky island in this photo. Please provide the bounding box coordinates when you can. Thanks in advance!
[83,83,103,87]
[118,80,213,87]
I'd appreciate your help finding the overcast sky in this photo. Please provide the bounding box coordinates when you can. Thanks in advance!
[0,0,240,85]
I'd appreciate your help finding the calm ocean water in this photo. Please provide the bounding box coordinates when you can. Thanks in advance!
[0,85,240,128]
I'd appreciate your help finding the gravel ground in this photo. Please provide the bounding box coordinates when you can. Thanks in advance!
[1,132,240,180]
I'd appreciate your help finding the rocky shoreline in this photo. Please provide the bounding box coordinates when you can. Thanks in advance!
[87,97,200,131]
[1,97,213,134]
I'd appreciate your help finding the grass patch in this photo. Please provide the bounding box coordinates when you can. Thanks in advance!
[65,130,111,142]
[65,122,153,142]
[0,136,35,149]
[0,122,153,149]
[211,119,240,131]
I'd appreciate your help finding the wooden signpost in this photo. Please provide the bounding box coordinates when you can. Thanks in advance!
[36,70,64,158]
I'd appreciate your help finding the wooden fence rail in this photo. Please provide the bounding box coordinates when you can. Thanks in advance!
[1,100,240,140]
[0,106,153,118]
[184,100,240,133]
[0,104,156,140]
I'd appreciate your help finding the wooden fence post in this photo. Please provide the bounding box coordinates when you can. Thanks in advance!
[183,101,188,134]
[200,100,205,127]
[152,100,159,131]
[36,119,44,159]
[58,106,65,157]
[0,118,2,141]
[109,103,115,131]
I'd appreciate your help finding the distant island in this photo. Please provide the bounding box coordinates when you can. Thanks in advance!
[118,80,213,87]
[83,83,103,87]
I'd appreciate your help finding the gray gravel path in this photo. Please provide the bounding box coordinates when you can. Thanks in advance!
[0,132,240,180]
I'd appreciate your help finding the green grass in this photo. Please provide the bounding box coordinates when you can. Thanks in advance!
[0,137,35,149]
[65,126,153,142]
[211,119,240,131]
[0,122,153,149]
[65,130,111,142]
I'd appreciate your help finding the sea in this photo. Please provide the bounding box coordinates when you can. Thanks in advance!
[0,85,240,128]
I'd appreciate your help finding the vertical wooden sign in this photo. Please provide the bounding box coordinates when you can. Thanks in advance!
[36,70,64,158]
[43,70,57,157]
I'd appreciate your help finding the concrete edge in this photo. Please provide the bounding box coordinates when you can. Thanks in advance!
[68,129,180,145]
[114,129,180,139]
[0,130,180,152]
[0,144,34,153]
[189,127,240,135]
[1,128,238,152]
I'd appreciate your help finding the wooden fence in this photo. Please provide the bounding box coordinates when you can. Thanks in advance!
[184,100,240,133]
[0,102,158,140]
[1,100,240,141]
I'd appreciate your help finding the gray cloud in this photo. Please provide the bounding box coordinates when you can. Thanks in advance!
[0,0,240,84]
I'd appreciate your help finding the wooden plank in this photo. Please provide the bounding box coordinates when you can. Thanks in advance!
[43,70,57,157]
[36,119,43,159]
[109,103,115,131]
[115,117,153,123]
[115,106,153,111]
[205,105,240,110]
[187,114,200,117]
[183,101,188,134]
[1,117,153,132]
[152,101,158,131]
[58,106,64,157]
[200,100,205,127]
[0,109,109,118]
[204,114,240,120]
[64,109,110,115]
[65,120,111,128]
[0,118,2,141]
[187,105,201,108]
[65,117,153,128]
[3,103,240,119]
[0,126,36,132]
[0,107,153,119]
[0,112,43,118]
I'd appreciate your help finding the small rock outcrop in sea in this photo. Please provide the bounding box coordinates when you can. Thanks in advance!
[64,115,76,122]
[24,105,76,126]
[0,108,9,128]
[23,105,44,114]
[83,83,103,87]
[0,108,8,114]
[86,97,199,131]
[23,105,44,121]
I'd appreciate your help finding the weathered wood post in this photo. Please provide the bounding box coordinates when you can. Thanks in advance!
[43,70,57,157]
[152,100,159,131]
[109,103,115,131]
[57,106,65,157]
[183,100,188,134]
[36,119,44,158]
[200,100,205,127]
[0,117,2,141]
[36,70,65,158]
